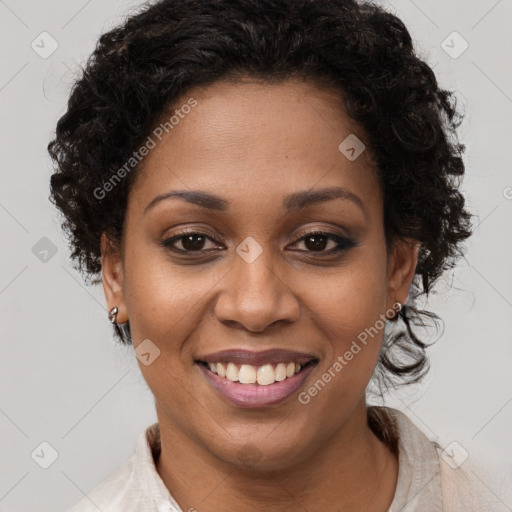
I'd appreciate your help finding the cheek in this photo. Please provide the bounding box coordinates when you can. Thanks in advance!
[122,240,216,342]
[121,244,214,420]
[295,247,388,399]
[299,244,388,336]
[123,225,388,384]
[124,226,389,347]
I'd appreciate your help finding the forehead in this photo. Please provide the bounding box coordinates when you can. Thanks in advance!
[128,78,381,218]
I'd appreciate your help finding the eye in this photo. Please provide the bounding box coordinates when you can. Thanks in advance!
[161,229,356,256]
[288,230,357,254]
[161,231,223,253]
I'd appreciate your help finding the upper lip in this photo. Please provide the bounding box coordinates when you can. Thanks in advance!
[196,348,319,366]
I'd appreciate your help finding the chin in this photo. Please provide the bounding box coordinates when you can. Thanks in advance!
[210,434,315,473]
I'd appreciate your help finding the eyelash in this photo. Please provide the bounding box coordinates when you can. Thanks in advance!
[160,229,357,256]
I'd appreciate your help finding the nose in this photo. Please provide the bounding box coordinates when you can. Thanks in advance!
[214,247,300,333]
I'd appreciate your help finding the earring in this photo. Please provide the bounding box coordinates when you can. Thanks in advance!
[393,301,403,320]
[108,306,132,344]
[108,306,118,323]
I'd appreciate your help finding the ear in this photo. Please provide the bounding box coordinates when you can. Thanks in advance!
[101,233,127,323]
[386,238,420,309]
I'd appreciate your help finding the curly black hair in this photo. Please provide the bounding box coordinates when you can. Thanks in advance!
[48,0,473,388]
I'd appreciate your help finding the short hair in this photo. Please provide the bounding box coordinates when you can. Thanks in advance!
[48,0,473,389]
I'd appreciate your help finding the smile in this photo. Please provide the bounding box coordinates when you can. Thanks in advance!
[195,348,319,407]
[202,361,308,385]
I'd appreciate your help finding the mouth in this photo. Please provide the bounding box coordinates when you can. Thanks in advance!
[195,348,319,407]
[197,359,317,385]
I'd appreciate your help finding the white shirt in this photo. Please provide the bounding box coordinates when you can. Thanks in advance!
[66,406,505,511]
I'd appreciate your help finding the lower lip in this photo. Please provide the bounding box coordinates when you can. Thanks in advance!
[197,362,317,408]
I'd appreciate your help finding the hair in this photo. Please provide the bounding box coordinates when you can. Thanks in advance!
[48,0,473,389]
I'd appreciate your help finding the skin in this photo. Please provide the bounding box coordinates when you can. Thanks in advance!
[102,77,419,511]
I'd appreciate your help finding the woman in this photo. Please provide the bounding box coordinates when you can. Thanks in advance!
[49,0,499,510]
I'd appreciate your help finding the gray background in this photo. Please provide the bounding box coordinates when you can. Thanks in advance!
[0,0,511,510]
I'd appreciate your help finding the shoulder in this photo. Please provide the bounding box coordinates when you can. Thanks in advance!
[369,406,507,512]
[66,455,141,512]
[436,445,509,511]
[65,423,167,512]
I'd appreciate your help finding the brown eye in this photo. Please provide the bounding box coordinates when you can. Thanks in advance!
[303,233,332,251]
[289,231,357,254]
[178,233,207,251]
[161,230,357,257]
[161,232,222,253]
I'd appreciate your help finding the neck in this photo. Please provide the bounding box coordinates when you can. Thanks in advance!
[155,400,398,512]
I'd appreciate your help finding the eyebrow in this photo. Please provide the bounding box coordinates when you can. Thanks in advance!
[143,186,367,217]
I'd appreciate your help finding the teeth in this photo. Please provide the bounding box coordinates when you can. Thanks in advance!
[256,364,275,386]
[205,361,306,385]
[226,362,239,382]
[239,364,257,384]
[275,363,287,381]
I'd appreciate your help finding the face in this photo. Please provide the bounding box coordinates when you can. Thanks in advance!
[102,77,418,470]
